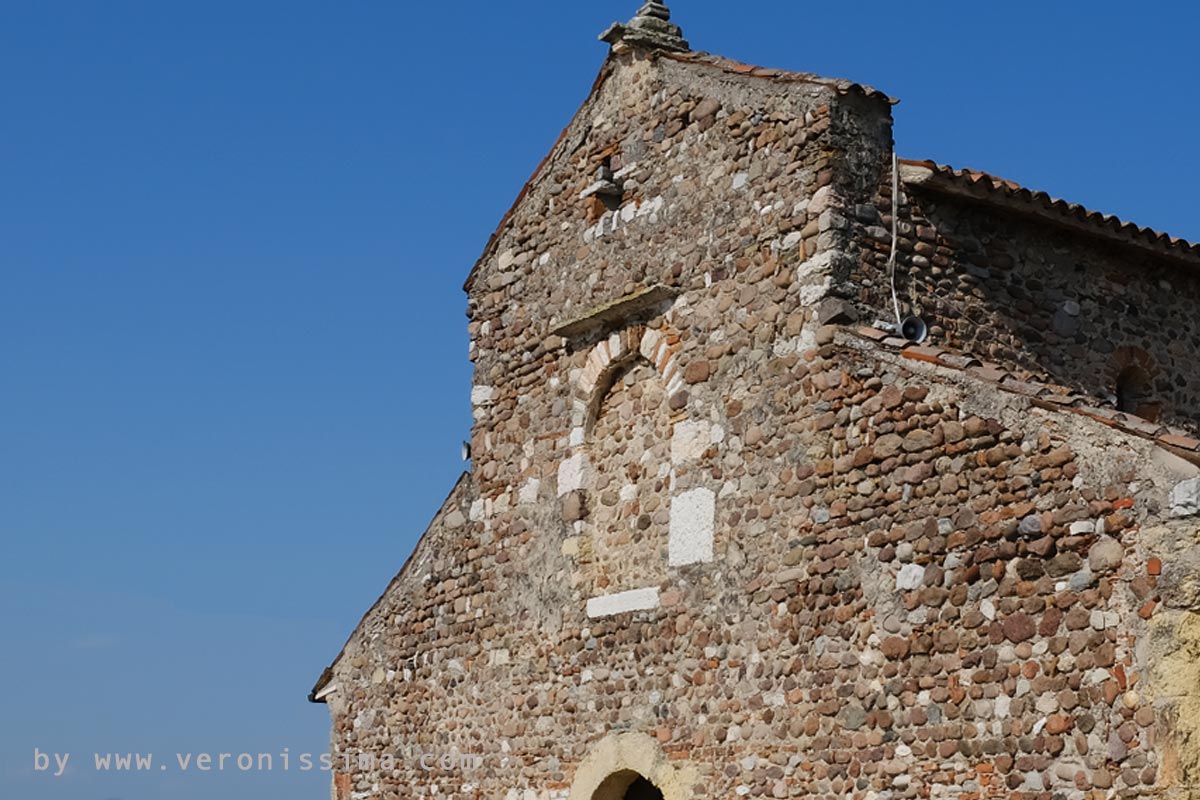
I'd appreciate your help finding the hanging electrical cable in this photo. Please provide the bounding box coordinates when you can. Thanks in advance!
[886,150,928,343]
[887,150,903,328]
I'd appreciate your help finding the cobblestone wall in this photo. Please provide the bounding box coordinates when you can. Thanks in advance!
[317,46,1200,800]
[325,326,1199,799]
[849,174,1200,433]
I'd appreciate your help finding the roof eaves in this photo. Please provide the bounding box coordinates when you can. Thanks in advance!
[899,159,1200,269]
[845,326,1200,464]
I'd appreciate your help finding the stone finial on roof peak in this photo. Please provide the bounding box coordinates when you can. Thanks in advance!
[600,1,689,53]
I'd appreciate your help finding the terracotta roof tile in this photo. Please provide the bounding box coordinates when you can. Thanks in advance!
[968,364,1007,383]
[1159,433,1200,451]
[901,345,945,365]
[1041,391,1081,407]
[1077,405,1124,425]
[999,378,1045,398]
[938,353,982,370]
[1120,416,1168,438]
[856,325,890,342]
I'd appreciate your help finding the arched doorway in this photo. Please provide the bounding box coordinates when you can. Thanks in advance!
[624,776,665,800]
[592,769,665,800]
[566,731,691,800]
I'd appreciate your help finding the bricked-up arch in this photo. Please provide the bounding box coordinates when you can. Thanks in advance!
[570,322,706,596]
[587,355,673,594]
[573,326,687,433]
[559,322,721,608]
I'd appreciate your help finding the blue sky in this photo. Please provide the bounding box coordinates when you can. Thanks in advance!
[2,2,1197,798]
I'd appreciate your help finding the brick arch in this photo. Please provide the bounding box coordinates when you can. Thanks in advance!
[1106,345,1159,385]
[1107,345,1163,421]
[572,325,687,433]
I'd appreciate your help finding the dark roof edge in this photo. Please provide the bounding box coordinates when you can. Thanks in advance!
[899,159,1200,270]
[308,471,474,704]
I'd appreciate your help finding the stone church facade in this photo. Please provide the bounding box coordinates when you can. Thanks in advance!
[311,5,1200,799]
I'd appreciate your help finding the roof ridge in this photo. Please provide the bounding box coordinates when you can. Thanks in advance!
[661,50,896,104]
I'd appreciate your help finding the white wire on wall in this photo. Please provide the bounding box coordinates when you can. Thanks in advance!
[887,150,903,327]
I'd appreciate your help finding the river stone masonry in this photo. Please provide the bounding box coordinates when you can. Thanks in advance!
[312,7,1200,800]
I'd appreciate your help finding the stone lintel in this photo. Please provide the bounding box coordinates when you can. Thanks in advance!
[586,587,661,618]
[552,285,677,339]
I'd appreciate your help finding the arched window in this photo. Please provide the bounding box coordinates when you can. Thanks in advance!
[1115,366,1160,421]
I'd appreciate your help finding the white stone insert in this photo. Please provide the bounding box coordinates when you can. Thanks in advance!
[557,453,588,496]
[470,385,495,406]
[669,487,715,566]
[671,420,711,463]
[586,587,661,618]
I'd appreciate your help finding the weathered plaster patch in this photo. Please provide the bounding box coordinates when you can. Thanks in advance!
[1170,477,1200,517]
[670,420,710,463]
[896,563,925,591]
[518,478,540,505]
[799,276,833,307]
[1151,610,1200,789]
[669,487,715,566]
[558,454,588,496]
[793,249,834,281]
[772,326,819,357]
[470,385,495,407]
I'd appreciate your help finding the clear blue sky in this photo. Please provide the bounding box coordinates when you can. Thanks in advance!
[2,2,1196,797]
